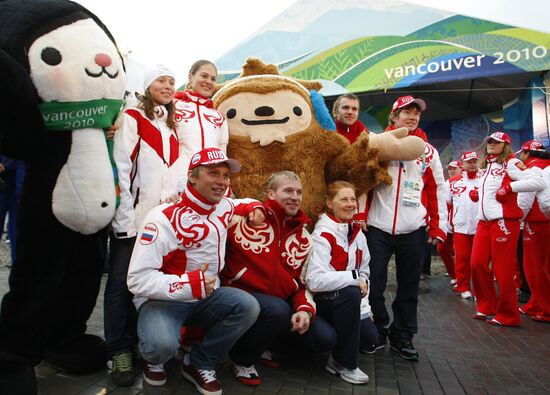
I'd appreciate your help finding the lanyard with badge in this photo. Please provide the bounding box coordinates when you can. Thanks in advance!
[400,153,425,207]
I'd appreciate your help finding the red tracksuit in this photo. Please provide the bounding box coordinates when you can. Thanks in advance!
[447,171,480,292]
[517,157,550,321]
[471,155,528,326]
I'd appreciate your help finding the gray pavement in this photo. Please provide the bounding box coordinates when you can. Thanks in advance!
[1,243,550,394]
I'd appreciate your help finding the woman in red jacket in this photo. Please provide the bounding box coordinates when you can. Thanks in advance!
[470,132,542,326]
[515,140,550,322]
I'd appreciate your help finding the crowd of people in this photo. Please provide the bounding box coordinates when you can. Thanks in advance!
[56,60,549,395]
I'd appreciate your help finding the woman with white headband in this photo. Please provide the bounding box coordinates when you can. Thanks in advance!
[106,64,183,387]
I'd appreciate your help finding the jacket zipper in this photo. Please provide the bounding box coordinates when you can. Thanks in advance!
[391,164,403,235]
[480,163,491,221]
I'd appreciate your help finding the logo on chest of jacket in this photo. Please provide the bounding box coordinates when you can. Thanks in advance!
[140,223,159,245]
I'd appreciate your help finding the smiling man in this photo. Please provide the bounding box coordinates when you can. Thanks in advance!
[126,147,265,395]
[332,93,369,144]
[221,171,336,387]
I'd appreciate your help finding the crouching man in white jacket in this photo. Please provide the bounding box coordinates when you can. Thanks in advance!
[127,148,263,395]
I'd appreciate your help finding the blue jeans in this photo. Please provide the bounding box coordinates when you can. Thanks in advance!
[104,235,137,357]
[137,287,260,370]
[230,293,336,366]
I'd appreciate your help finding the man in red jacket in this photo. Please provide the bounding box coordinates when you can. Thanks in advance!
[332,93,369,144]
[221,171,336,386]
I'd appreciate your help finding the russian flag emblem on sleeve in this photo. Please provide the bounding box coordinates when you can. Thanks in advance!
[139,223,159,245]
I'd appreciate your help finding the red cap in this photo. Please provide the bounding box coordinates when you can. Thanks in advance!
[188,148,241,173]
[447,160,462,169]
[485,132,512,144]
[461,151,478,161]
[515,139,545,154]
[391,95,427,113]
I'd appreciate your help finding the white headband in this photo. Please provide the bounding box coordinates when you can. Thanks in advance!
[143,64,175,91]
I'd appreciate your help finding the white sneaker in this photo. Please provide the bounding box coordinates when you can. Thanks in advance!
[231,362,261,386]
[325,354,369,384]
[449,279,457,288]
[461,291,473,299]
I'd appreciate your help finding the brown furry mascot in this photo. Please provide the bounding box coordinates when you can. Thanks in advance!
[213,58,425,219]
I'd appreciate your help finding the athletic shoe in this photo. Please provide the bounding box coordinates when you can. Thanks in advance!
[260,350,279,368]
[143,362,166,386]
[111,351,134,387]
[231,362,261,386]
[360,335,386,354]
[449,279,457,289]
[181,353,222,395]
[472,312,488,321]
[390,341,419,361]
[325,354,369,384]
[460,291,473,300]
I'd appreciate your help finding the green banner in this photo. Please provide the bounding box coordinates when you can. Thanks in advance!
[39,99,123,131]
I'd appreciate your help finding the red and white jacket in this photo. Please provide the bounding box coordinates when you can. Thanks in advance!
[477,155,543,221]
[306,213,370,293]
[173,90,228,187]
[127,184,262,309]
[539,167,550,219]
[112,106,185,238]
[220,199,315,317]
[514,157,550,222]
[367,142,447,241]
[446,171,480,235]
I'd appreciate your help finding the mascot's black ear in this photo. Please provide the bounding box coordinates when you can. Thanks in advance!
[0,48,46,159]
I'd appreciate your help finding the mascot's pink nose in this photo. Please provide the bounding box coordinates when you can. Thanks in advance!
[94,53,112,68]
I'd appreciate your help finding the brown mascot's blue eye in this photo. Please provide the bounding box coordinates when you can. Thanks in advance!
[227,108,237,119]
[293,106,302,116]
[41,47,62,66]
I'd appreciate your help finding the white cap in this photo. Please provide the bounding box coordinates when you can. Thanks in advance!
[143,64,175,91]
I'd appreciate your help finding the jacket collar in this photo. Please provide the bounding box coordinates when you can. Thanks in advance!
[180,184,216,215]
[173,90,213,108]
[386,124,428,142]
[265,199,311,229]
[317,213,362,243]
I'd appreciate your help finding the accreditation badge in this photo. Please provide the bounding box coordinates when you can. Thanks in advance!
[401,178,421,207]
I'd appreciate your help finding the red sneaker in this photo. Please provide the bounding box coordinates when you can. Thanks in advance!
[260,350,280,368]
[180,353,222,395]
[231,362,261,386]
[142,363,166,386]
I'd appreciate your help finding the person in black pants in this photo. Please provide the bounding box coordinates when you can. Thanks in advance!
[306,181,370,384]
[365,96,447,361]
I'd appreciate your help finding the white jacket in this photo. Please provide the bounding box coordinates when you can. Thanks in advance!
[367,143,448,241]
[173,91,228,188]
[477,156,543,221]
[112,106,185,238]
[306,213,370,293]
[538,166,550,219]
[446,172,480,235]
[127,185,261,309]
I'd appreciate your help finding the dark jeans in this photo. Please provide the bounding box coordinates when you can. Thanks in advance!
[360,318,379,349]
[104,235,138,357]
[230,293,336,367]
[366,226,426,344]
[315,286,361,369]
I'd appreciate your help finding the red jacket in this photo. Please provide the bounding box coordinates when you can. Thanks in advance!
[335,119,368,144]
[221,199,316,317]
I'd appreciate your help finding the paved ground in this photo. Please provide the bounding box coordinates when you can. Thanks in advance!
[1,243,550,395]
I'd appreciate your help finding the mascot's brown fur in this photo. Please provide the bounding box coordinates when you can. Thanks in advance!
[213,58,425,219]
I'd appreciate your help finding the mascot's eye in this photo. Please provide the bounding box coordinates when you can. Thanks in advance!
[293,106,303,116]
[227,108,237,119]
[41,47,62,66]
